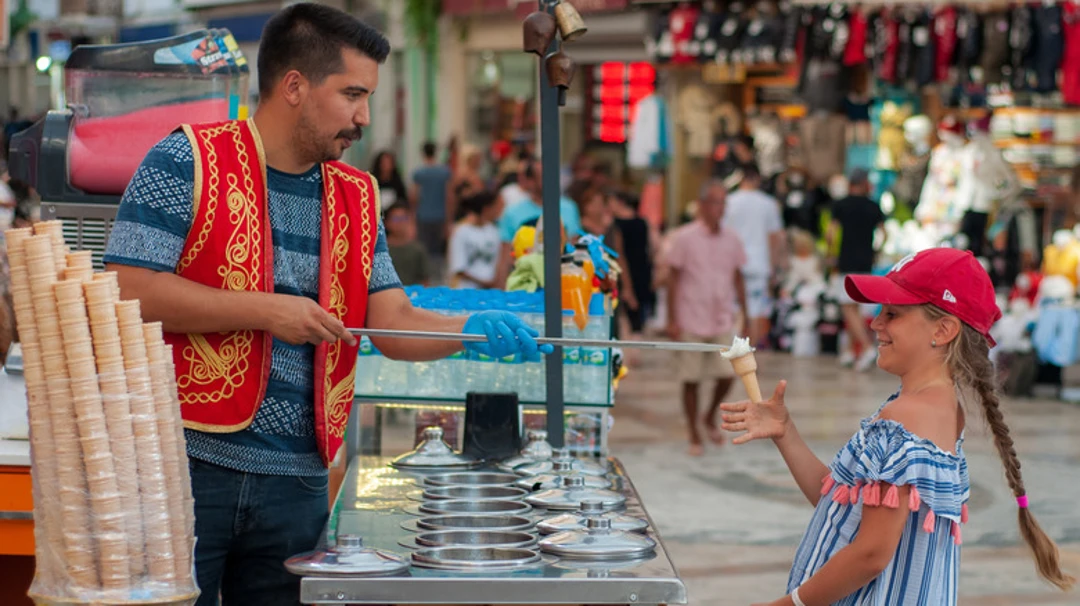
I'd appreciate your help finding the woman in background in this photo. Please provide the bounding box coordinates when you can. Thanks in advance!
[371,150,409,210]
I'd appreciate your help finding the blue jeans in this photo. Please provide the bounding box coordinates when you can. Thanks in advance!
[190,458,329,606]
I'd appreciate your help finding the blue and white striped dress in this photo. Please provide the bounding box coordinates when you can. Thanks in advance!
[787,396,970,605]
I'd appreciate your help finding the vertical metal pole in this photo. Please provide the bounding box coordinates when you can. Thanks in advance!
[539,0,565,448]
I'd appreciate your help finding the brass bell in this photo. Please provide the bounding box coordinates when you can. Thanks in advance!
[522,11,557,56]
[545,50,576,89]
[554,2,587,42]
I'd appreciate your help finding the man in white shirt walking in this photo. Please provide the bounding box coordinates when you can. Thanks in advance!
[722,167,787,348]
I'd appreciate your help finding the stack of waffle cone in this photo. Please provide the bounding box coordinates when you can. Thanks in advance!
[143,322,193,581]
[115,300,174,583]
[5,225,198,604]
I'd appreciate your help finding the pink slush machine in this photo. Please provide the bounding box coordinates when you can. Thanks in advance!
[9,29,248,259]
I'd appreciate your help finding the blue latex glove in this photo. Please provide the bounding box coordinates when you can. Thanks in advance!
[463,311,555,359]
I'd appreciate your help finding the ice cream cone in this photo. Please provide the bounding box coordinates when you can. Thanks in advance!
[722,336,763,403]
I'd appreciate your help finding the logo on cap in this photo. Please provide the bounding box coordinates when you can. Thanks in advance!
[943,289,957,304]
[891,252,918,274]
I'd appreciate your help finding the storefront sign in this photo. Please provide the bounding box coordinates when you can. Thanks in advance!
[443,0,628,18]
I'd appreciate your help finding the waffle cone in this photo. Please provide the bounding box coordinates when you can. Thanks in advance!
[729,354,762,403]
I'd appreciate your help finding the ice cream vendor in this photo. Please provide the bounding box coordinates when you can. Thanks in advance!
[101,4,551,604]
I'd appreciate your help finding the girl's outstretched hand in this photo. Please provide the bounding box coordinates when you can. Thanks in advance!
[719,380,791,445]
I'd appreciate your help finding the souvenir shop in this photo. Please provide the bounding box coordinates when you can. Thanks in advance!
[624,1,1080,392]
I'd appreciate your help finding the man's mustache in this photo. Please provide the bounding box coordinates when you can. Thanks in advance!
[339,128,363,141]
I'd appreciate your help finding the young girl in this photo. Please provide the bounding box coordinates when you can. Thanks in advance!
[721,248,1075,605]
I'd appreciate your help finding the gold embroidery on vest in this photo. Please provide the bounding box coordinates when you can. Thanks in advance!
[176,122,261,405]
[323,166,376,437]
[177,332,252,403]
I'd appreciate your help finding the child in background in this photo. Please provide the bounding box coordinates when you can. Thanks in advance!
[448,191,503,289]
[721,248,1075,605]
[384,203,432,286]
[782,229,824,297]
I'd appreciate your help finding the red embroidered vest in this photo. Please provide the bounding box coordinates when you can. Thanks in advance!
[165,119,378,466]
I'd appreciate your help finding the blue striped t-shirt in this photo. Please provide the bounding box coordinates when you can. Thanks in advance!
[104,133,402,477]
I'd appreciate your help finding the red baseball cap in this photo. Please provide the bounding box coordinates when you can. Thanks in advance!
[845,248,1002,346]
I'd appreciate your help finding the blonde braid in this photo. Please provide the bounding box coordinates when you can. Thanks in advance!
[924,305,1075,591]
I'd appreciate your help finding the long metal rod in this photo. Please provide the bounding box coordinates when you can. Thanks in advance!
[350,328,736,354]
[539,0,565,448]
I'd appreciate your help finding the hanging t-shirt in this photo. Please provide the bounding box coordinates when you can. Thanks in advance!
[1032,4,1065,93]
[933,6,958,82]
[1063,3,1080,105]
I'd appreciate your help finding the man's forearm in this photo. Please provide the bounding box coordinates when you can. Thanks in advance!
[107,264,275,334]
[368,301,467,361]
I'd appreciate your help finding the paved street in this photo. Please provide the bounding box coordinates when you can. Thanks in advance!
[609,349,1080,606]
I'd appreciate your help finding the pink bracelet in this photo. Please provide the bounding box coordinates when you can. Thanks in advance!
[1017,495,1029,509]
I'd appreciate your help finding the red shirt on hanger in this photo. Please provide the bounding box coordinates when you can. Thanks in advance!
[934,6,958,82]
[844,9,869,66]
[1063,2,1080,105]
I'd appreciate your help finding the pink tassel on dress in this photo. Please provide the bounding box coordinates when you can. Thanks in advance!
[851,481,862,505]
[832,484,850,504]
[922,509,936,533]
[820,475,836,496]
[864,482,882,506]
[961,503,969,524]
[952,521,962,545]
[882,484,900,508]
[909,486,922,512]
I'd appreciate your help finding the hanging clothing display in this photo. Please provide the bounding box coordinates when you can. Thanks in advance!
[716,2,749,64]
[668,3,701,65]
[748,113,786,179]
[800,112,848,184]
[979,11,1011,85]
[872,9,900,83]
[627,94,671,170]
[1008,4,1034,91]
[1063,3,1080,105]
[912,9,937,88]
[1032,4,1065,93]
[954,8,982,84]
[916,136,968,234]
[933,6,958,83]
[677,85,717,159]
[843,9,868,66]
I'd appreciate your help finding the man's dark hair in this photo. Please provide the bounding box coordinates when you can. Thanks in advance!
[258,2,391,97]
[422,141,437,159]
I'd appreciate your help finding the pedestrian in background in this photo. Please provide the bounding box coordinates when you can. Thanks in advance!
[371,149,408,209]
[827,168,886,372]
[410,140,453,258]
[723,166,786,349]
[384,203,432,287]
[664,179,747,456]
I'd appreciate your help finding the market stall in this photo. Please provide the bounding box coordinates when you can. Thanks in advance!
[3,4,696,605]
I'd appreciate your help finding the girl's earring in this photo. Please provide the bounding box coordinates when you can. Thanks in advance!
[931,339,937,348]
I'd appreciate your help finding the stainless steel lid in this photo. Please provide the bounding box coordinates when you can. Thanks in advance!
[513,450,608,477]
[404,515,535,533]
[498,430,555,471]
[417,499,533,517]
[284,535,410,577]
[537,500,649,535]
[423,471,519,487]
[524,476,626,511]
[419,485,527,501]
[411,547,543,572]
[516,470,611,491]
[538,517,657,560]
[390,427,480,469]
